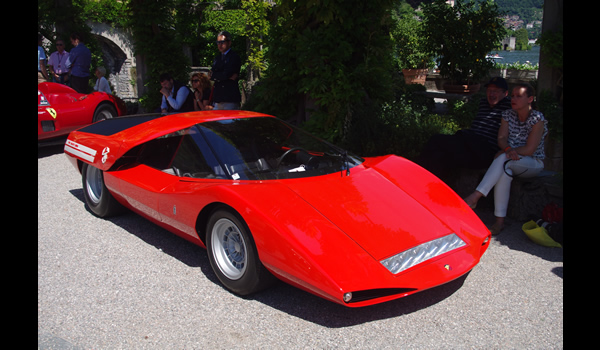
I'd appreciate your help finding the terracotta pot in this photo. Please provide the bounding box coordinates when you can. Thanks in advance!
[443,83,481,95]
[402,68,428,85]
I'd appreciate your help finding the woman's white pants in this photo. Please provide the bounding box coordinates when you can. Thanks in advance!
[476,154,544,217]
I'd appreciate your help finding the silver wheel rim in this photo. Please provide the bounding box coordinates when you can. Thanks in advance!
[211,218,248,280]
[85,166,103,204]
[96,109,114,122]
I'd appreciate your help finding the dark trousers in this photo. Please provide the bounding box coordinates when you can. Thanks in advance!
[415,130,497,181]
[70,75,90,94]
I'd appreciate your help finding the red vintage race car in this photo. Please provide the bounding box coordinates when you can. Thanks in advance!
[64,110,491,307]
[38,82,127,144]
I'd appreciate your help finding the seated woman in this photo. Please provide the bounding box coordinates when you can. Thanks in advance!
[93,66,112,94]
[464,83,548,235]
[191,72,213,111]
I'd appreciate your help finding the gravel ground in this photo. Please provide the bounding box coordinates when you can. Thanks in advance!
[38,145,563,349]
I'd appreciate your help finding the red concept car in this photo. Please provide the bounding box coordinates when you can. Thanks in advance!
[64,110,491,307]
[38,82,127,143]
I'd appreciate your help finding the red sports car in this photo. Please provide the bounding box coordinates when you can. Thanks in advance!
[38,82,127,143]
[64,110,491,307]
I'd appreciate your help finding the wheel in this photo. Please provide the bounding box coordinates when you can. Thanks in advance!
[206,208,276,295]
[82,163,124,217]
[93,103,117,123]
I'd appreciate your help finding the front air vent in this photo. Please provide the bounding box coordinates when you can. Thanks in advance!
[41,120,55,132]
[346,288,417,303]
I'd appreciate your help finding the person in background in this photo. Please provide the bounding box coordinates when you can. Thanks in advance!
[208,31,242,110]
[191,72,213,111]
[38,34,50,83]
[65,33,92,93]
[464,83,548,235]
[93,66,112,94]
[159,73,195,113]
[415,77,512,181]
[48,39,70,85]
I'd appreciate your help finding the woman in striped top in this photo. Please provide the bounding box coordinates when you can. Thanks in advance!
[464,83,548,235]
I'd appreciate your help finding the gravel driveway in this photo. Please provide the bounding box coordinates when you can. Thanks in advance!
[38,145,563,349]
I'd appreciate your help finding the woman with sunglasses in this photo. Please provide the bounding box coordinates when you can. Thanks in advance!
[191,72,213,111]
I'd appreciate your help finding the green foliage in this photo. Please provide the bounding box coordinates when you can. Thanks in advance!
[38,0,106,91]
[537,90,563,142]
[494,61,539,70]
[242,0,271,81]
[536,26,563,69]
[342,76,458,159]
[445,90,485,130]
[125,0,194,110]
[391,10,435,70]
[422,0,507,85]
[81,0,129,27]
[248,0,396,144]
[514,28,531,50]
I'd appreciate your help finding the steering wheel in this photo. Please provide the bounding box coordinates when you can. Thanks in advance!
[276,147,307,169]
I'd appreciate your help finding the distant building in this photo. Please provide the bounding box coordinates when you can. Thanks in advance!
[501,37,516,51]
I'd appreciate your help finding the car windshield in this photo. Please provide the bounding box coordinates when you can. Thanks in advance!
[191,117,363,180]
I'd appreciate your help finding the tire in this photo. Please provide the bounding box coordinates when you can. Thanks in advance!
[82,163,124,217]
[93,103,117,123]
[206,208,276,295]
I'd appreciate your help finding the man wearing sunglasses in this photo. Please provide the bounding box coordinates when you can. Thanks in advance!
[48,40,70,86]
[208,31,242,110]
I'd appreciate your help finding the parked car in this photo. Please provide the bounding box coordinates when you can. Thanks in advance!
[38,82,127,144]
[64,110,491,307]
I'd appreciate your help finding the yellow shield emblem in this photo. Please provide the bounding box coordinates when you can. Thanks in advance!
[46,108,57,119]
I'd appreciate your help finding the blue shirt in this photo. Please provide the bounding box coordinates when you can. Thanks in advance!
[66,43,91,77]
[38,46,46,71]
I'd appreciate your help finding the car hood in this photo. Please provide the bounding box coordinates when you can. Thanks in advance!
[282,164,455,261]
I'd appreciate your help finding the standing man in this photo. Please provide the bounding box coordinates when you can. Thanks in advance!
[65,33,92,94]
[48,39,70,85]
[209,31,242,110]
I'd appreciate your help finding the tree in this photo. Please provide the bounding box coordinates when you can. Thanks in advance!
[422,0,506,85]
[248,0,396,143]
[514,28,531,50]
[38,0,106,90]
[126,0,196,111]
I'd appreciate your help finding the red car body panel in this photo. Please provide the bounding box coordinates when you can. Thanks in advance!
[64,111,491,307]
[38,82,127,141]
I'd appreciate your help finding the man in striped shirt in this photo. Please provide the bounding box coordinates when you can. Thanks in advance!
[415,77,511,181]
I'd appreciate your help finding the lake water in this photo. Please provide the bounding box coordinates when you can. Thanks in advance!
[488,45,540,65]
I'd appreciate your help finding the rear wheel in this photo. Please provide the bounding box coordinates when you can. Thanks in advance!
[82,163,124,217]
[206,208,276,295]
[93,103,117,123]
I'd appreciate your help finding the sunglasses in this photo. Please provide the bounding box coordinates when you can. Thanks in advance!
[191,79,200,83]
[216,40,230,45]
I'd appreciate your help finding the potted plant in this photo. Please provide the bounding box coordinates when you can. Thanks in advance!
[392,12,435,85]
[422,0,506,94]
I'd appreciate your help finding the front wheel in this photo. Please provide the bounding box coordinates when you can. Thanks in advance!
[82,163,124,217]
[206,208,276,295]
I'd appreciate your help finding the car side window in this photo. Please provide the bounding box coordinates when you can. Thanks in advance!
[137,133,182,170]
[171,128,221,178]
[136,127,221,179]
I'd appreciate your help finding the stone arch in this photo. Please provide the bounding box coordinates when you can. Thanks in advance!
[88,22,138,103]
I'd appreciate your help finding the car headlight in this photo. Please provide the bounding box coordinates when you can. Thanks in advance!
[380,233,466,274]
